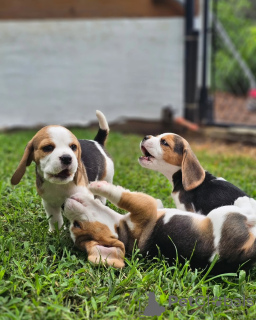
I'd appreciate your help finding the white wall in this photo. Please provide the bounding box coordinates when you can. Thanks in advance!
[0,18,184,129]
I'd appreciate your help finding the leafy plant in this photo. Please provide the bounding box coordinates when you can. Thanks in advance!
[213,0,256,95]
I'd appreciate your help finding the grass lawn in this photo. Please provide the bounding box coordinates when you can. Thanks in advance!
[1,128,256,319]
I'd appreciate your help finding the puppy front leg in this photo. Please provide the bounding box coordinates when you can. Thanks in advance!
[89,181,158,221]
[89,181,127,206]
[42,200,63,232]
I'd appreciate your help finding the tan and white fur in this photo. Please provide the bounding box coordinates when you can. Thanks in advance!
[64,181,256,274]
[11,111,114,232]
[139,133,247,215]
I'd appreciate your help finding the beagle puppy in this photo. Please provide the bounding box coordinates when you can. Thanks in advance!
[11,111,114,232]
[139,133,247,215]
[64,181,256,274]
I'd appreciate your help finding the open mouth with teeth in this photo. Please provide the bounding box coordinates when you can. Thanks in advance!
[139,145,155,161]
[51,169,71,179]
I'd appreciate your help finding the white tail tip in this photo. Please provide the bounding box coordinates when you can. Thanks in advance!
[96,110,109,131]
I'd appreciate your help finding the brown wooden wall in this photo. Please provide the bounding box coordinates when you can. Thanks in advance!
[0,0,199,20]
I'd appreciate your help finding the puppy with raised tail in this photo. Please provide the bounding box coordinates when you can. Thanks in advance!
[11,111,114,232]
[139,134,247,215]
[64,181,256,274]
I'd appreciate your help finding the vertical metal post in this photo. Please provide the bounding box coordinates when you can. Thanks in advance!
[184,0,199,123]
[199,0,213,123]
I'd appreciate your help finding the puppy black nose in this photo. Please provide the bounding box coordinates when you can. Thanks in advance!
[142,135,151,142]
[60,154,72,165]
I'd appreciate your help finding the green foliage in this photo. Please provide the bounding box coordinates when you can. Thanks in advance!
[1,129,256,319]
[213,0,256,95]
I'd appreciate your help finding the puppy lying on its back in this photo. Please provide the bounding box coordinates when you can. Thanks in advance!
[11,111,114,232]
[64,181,256,274]
[139,133,247,215]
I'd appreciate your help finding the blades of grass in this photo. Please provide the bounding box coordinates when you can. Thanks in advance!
[188,255,236,295]
[0,268,5,281]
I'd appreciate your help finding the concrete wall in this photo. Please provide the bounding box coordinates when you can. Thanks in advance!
[0,18,184,129]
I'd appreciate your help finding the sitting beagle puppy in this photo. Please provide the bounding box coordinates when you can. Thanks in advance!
[64,181,256,274]
[139,133,247,215]
[11,111,114,232]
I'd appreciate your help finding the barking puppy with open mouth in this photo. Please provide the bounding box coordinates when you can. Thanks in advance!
[63,181,256,274]
[11,111,114,232]
[139,133,247,215]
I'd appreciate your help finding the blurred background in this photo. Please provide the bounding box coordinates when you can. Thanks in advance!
[0,0,256,131]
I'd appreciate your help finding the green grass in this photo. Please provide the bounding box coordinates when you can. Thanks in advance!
[1,129,256,319]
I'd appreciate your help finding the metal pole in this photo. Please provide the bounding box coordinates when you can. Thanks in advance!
[199,0,213,123]
[184,0,199,123]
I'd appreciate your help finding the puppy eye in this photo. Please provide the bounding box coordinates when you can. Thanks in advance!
[70,144,77,151]
[160,139,169,147]
[42,145,55,152]
[73,221,81,229]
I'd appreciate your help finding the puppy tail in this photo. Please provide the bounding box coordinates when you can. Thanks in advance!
[94,110,109,146]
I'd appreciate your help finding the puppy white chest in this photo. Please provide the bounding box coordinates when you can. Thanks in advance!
[171,192,187,211]
[41,181,91,206]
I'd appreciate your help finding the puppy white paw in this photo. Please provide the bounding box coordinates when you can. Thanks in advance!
[235,196,256,215]
[89,181,111,196]
[48,224,66,233]
[249,198,256,213]
[235,196,249,208]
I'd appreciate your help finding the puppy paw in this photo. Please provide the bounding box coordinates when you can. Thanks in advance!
[91,180,109,187]
[235,196,248,208]
[48,224,66,233]
[249,198,256,213]
[235,196,256,217]
[89,181,112,196]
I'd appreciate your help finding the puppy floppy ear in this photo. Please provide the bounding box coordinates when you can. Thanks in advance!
[74,143,88,187]
[86,241,125,268]
[11,139,34,185]
[74,221,125,268]
[181,146,205,191]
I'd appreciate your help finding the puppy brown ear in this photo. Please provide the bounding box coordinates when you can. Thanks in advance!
[77,238,125,268]
[74,143,89,186]
[87,242,125,268]
[181,146,205,191]
[11,140,34,185]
